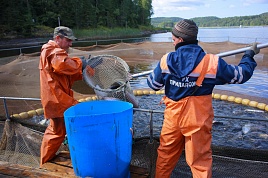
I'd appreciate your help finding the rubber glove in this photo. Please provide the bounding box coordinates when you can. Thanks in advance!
[244,42,260,57]
[80,56,87,70]
[88,56,104,68]
[249,42,260,55]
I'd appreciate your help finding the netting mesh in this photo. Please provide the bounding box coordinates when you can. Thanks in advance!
[83,55,139,107]
[0,120,41,168]
[0,118,268,177]
[131,138,268,178]
[0,119,68,169]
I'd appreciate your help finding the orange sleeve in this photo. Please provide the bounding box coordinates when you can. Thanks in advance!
[51,50,82,75]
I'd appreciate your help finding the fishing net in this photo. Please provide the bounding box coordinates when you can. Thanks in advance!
[0,118,68,169]
[0,116,268,177]
[82,54,139,108]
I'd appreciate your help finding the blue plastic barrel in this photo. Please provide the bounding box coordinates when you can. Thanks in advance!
[64,100,133,178]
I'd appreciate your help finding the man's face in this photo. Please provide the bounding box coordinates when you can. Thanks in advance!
[172,34,183,46]
[56,36,73,52]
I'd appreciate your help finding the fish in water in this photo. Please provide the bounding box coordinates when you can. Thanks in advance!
[108,81,139,108]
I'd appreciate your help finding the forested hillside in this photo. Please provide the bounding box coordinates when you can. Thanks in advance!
[1,0,267,38]
[152,12,268,28]
[0,0,153,37]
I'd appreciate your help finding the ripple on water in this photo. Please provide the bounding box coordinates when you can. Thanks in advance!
[133,94,268,150]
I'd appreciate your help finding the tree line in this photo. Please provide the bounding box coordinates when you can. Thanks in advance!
[0,0,153,37]
[152,12,268,28]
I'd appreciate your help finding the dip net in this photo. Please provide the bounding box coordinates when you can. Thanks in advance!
[83,55,139,108]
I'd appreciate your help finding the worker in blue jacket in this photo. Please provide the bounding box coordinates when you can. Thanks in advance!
[147,19,259,178]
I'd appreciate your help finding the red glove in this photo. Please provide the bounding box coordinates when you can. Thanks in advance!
[86,65,95,76]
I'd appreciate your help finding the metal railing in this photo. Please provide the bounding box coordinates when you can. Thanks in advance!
[0,97,41,120]
[1,96,267,122]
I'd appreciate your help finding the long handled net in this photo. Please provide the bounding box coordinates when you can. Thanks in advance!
[82,55,139,108]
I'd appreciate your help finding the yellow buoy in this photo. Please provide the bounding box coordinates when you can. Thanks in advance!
[27,110,37,118]
[156,90,162,95]
[19,112,29,119]
[36,108,44,115]
[11,114,20,119]
[213,94,221,99]
[78,98,86,102]
[133,90,138,96]
[234,97,242,104]
[227,96,235,102]
[92,96,98,100]
[265,105,268,112]
[160,90,165,94]
[257,103,266,110]
[136,90,143,96]
[85,97,92,101]
[241,99,250,105]
[149,90,156,95]
[220,95,228,100]
[143,90,150,95]
[212,93,214,97]
[248,101,258,107]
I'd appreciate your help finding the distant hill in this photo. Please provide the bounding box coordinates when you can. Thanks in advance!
[151,12,268,28]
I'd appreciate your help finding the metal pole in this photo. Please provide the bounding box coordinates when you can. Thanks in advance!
[218,42,268,57]
[149,111,153,143]
[133,108,268,122]
[3,98,10,121]
[58,16,61,26]
[131,42,268,78]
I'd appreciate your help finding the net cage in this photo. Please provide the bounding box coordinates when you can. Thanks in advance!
[82,54,139,108]
[0,106,268,178]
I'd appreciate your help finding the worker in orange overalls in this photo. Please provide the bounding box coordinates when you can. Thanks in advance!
[39,26,93,167]
[147,19,260,177]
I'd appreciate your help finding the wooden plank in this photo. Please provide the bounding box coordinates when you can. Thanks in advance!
[130,165,149,178]
[41,162,75,177]
[0,161,70,178]
[0,151,149,178]
[41,152,75,177]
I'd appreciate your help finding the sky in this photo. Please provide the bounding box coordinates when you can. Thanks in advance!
[152,0,268,18]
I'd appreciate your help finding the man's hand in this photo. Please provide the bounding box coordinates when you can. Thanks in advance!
[80,56,87,70]
[249,42,260,55]
[88,56,104,68]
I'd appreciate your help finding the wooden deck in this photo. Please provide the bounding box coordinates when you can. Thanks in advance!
[0,151,149,178]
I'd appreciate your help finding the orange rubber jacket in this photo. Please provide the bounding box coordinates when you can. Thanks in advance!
[39,40,82,119]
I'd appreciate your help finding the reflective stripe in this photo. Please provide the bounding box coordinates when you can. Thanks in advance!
[148,73,164,90]
[238,66,243,83]
[189,54,218,79]
[230,65,237,83]
[160,53,170,74]
[230,65,243,84]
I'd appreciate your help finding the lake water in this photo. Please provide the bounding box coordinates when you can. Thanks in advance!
[150,26,268,44]
[132,27,268,100]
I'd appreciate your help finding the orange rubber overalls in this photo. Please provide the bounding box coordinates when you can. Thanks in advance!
[39,40,83,166]
[155,54,217,178]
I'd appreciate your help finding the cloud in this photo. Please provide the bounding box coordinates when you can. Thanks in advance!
[168,0,204,7]
[244,0,268,4]
[152,0,205,17]
[152,0,268,18]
